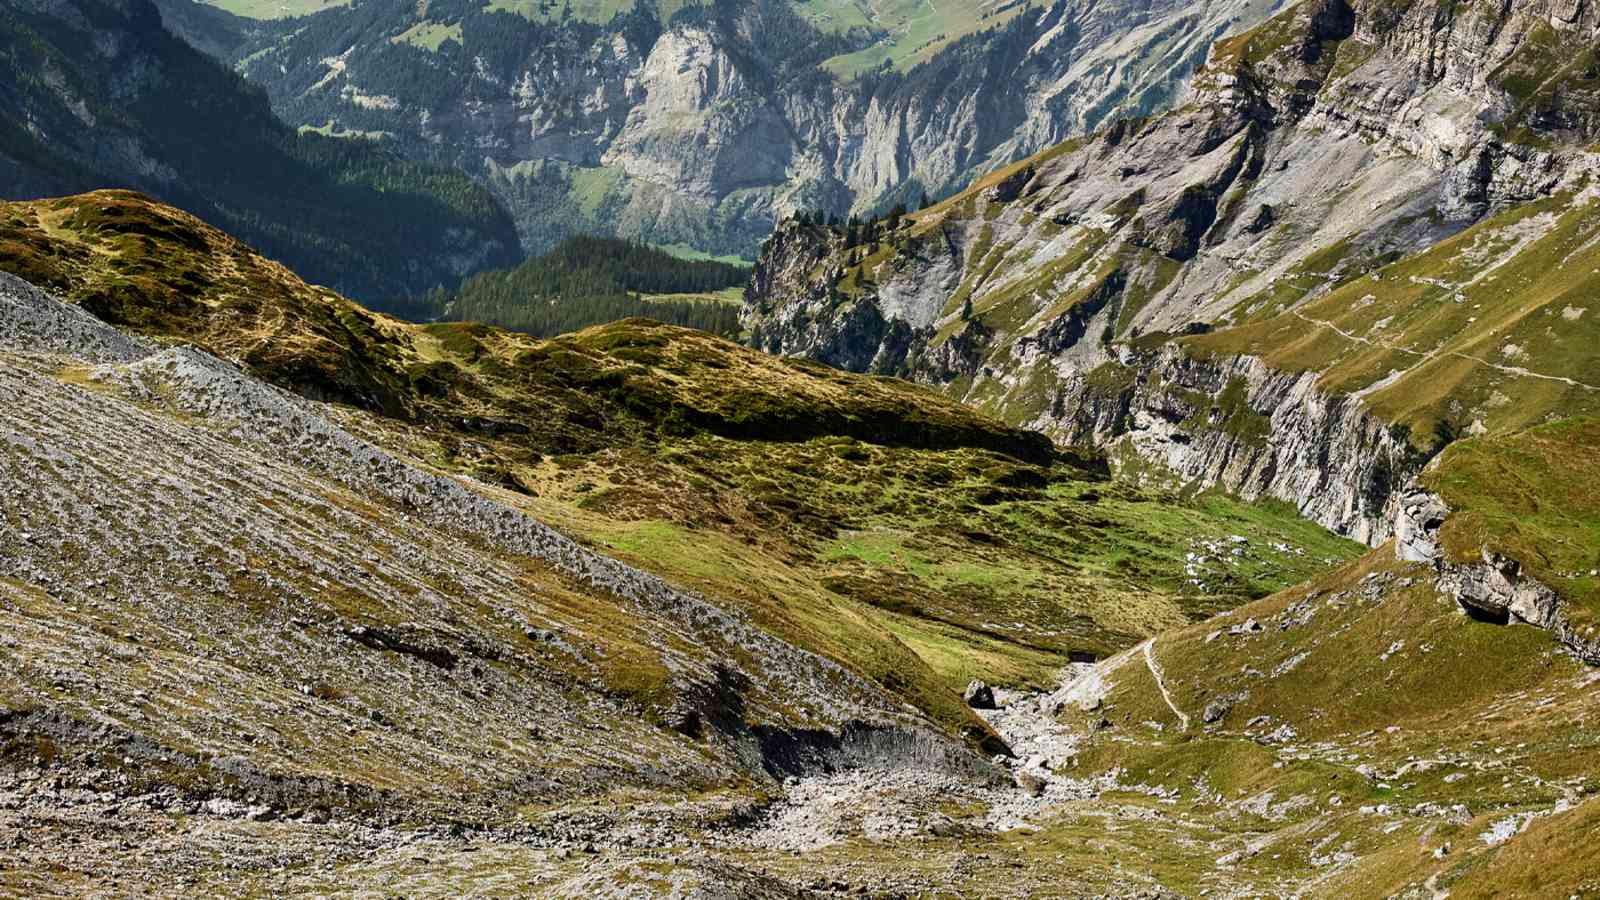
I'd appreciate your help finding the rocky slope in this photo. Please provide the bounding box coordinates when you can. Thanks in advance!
[169,0,1287,258]
[0,192,1399,895]
[0,267,1032,894]
[744,0,1600,545]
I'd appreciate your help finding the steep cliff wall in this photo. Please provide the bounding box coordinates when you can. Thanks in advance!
[744,0,1600,544]
[195,0,1286,257]
[1051,346,1420,543]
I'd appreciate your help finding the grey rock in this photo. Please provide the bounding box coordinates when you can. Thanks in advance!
[963,680,996,710]
[1201,691,1248,725]
[1014,769,1047,797]
[228,0,1287,256]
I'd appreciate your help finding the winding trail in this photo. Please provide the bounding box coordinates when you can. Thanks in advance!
[1291,310,1600,393]
[1143,638,1189,731]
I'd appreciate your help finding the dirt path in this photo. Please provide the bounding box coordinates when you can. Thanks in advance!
[1291,310,1600,393]
[1143,638,1189,731]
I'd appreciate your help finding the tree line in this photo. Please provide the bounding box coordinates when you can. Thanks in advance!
[421,235,750,338]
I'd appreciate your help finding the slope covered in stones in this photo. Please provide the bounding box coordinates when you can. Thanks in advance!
[744,0,1600,545]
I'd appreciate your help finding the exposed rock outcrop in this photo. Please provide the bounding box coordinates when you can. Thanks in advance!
[1050,346,1420,543]
[744,0,1600,545]
[963,680,996,711]
[1394,485,1600,664]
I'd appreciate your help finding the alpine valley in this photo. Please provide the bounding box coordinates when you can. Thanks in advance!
[1,0,1600,897]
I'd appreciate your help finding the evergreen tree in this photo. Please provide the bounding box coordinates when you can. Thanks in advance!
[434,236,750,338]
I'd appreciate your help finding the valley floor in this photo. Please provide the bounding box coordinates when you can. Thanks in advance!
[10,602,1599,900]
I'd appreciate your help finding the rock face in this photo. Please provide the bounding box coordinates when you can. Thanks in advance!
[1393,484,1599,664]
[744,0,1600,543]
[1395,487,1451,564]
[1050,345,1421,543]
[205,0,1286,257]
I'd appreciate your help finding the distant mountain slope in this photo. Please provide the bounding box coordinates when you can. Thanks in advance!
[744,0,1600,543]
[163,0,1285,259]
[0,0,521,306]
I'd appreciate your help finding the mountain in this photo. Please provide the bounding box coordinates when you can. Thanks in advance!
[3,195,1597,896]
[7,0,1600,890]
[0,0,522,305]
[744,0,1600,545]
[163,0,1288,259]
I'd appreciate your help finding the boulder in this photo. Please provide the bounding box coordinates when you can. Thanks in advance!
[1202,697,1234,725]
[963,680,996,710]
[1014,769,1047,797]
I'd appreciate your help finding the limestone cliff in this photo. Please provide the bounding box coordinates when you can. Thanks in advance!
[194,0,1287,257]
[744,0,1600,542]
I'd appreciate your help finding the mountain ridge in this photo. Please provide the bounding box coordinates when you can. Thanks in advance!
[167,0,1288,259]
[743,0,1600,544]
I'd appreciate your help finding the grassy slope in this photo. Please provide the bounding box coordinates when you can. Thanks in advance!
[1424,417,1600,627]
[1014,543,1600,896]
[0,189,1360,751]
[975,418,1600,894]
[202,0,349,15]
[1189,191,1600,446]
[811,0,1045,77]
